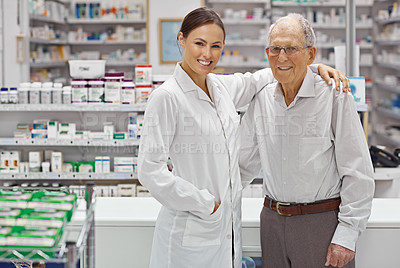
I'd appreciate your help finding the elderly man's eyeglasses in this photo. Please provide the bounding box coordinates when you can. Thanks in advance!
[266,46,310,56]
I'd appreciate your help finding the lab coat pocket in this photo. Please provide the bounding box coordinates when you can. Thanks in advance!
[299,137,332,171]
[182,203,223,247]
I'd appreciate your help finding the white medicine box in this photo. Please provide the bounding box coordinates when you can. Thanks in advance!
[349,77,366,112]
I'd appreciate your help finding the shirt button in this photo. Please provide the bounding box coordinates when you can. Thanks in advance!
[227,234,232,240]
[283,133,287,137]
[283,157,287,161]
[283,182,287,185]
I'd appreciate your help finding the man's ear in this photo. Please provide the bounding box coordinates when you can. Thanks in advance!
[307,46,317,65]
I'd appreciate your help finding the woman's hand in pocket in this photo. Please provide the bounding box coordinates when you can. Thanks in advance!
[211,201,220,215]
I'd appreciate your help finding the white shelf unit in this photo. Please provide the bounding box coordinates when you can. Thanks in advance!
[271,2,373,8]
[370,0,400,150]
[0,103,146,112]
[30,62,68,68]
[66,0,148,80]
[68,40,146,45]
[29,38,68,45]
[67,18,146,24]
[0,103,144,186]
[0,172,137,181]
[270,1,374,75]
[29,0,70,83]
[0,138,139,147]
[29,0,149,82]
[205,0,271,73]
[0,2,3,86]
[29,15,66,25]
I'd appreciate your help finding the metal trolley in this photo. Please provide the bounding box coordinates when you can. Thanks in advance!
[0,183,96,268]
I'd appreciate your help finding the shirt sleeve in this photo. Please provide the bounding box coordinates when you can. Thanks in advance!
[239,100,262,189]
[212,64,320,109]
[330,87,375,251]
[138,88,215,219]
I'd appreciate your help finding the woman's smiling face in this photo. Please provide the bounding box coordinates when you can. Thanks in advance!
[178,23,225,81]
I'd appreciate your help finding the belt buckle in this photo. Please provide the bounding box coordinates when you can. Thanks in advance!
[276,202,292,216]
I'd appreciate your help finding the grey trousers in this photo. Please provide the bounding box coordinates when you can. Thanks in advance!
[260,206,355,268]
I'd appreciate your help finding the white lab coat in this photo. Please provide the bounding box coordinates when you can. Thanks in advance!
[138,63,275,268]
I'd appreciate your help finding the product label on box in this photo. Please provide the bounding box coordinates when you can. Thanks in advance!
[349,77,366,111]
[72,87,88,103]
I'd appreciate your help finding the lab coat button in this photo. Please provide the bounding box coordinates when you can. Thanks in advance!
[227,234,232,240]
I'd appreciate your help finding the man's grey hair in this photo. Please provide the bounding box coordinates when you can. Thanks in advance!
[267,13,316,46]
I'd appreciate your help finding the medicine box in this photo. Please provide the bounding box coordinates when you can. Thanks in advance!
[97,186,109,197]
[47,121,58,139]
[9,151,20,169]
[29,151,42,171]
[95,157,103,173]
[51,152,63,173]
[1,151,10,168]
[102,157,110,173]
[114,157,135,165]
[109,186,118,197]
[117,184,136,197]
[114,165,134,173]
[104,123,114,140]
[136,185,151,197]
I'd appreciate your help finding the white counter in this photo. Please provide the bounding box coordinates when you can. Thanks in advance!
[79,197,400,268]
[374,167,400,198]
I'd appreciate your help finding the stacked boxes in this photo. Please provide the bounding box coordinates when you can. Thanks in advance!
[0,189,77,257]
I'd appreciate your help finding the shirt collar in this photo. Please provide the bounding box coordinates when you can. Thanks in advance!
[273,66,316,107]
[173,62,218,103]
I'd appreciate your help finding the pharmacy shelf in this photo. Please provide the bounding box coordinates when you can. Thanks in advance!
[29,15,66,25]
[69,40,146,45]
[67,18,146,24]
[316,43,373,49]
[376,17,400,25]
[375,62,400,71]
[30,62,67,68]
[106,62,140,67]
[222,19,270,25]
[375,81,400,94]
[0,172,137,181]
[311,23,373,29]
[375,40,400,45]
[323,61,372,69]
[0,103,146,112]
[272,2,372,7]
[209,0,267,3]
[225,40,266,46]
[29,38,68,45]
[375,107,400,121]
[360,63,373,67]
[374,131,400,148]
[0,139,140,147]
[216,62,268,68]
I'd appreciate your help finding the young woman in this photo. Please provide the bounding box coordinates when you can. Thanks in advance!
[138,7,348,268]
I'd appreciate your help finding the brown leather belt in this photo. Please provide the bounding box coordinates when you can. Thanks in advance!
[264,196,341,216]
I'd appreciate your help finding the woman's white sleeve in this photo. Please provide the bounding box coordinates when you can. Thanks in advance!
[138,89,215,219]
[212,64,319,108]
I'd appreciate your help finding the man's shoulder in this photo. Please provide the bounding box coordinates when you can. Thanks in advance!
[254,81,277,100]
[311,71,336,97]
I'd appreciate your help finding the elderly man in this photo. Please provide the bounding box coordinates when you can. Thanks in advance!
[239,13,374,268]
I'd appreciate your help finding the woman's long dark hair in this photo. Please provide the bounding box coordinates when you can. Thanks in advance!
[178,7,225,41]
